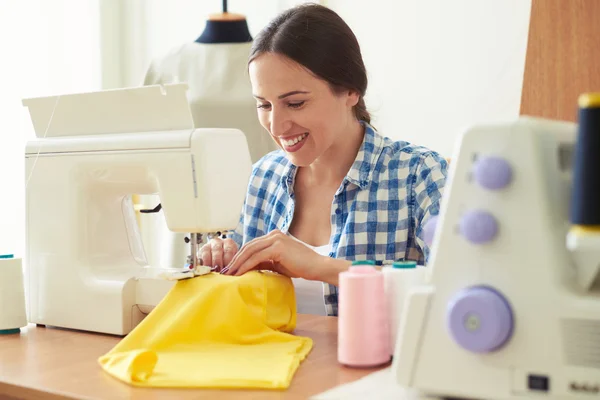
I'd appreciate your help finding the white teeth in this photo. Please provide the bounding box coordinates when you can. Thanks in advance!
[283,133,307,147]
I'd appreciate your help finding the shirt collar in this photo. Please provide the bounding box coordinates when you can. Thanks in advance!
[280,122,384,193]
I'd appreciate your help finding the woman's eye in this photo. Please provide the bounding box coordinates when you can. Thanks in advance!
[288,101,305,109]
[257,103,271,110]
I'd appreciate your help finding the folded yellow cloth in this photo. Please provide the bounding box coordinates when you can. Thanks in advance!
[98,271,313,389]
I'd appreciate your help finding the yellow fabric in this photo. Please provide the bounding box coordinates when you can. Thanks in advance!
[98,271,313,389]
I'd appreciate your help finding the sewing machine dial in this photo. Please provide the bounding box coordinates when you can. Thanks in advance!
[446,285,514,353]
[472,156,513,190]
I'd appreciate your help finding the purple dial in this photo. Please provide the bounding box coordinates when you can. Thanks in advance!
[473,156,512,190]
[447,286,513,353]
[460,210,498,244]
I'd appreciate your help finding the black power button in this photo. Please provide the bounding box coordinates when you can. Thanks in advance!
[528,374,550,392]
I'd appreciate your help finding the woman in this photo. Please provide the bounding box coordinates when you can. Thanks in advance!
[200,3,448,316]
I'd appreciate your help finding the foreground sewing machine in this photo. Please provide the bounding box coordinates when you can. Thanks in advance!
[393,95,600,398]
[22,84,252,335]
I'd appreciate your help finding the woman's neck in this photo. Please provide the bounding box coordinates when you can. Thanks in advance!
[302,119,365,186]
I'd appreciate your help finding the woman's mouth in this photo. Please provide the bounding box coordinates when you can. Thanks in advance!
[280,133,308,153]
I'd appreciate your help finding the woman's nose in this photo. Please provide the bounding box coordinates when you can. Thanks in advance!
[269,108,292,135]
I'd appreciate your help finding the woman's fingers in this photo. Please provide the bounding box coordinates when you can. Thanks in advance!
[199,244,212,267]
[210,238,224,270]
[225,235,275,274]
[222,238,239,266]
[232,250,275,276]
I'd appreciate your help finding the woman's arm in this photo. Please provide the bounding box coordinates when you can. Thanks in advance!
[314,257,353,286]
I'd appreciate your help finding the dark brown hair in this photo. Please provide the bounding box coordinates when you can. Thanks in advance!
[249,3,371,124]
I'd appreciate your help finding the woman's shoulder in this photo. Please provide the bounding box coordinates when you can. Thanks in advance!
[368,127,448,178]
[375,132,447,168]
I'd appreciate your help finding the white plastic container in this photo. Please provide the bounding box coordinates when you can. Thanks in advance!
[383,261,427,355]
[0,255,27,334]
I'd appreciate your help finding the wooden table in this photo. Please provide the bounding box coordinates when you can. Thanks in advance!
[0,314,388,399]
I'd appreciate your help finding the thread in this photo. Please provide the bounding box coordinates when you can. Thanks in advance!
[571,93,600,226]
[338,262,390,367]
[382,262,428,355]
[0,257,27,333]
[25,95,60,191]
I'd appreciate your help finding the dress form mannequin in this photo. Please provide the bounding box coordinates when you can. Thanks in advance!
[140,1,278,274]
[196,1,252,44]
[143,6,276,162]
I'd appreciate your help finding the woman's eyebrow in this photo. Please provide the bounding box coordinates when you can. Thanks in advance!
[253,90,310,100]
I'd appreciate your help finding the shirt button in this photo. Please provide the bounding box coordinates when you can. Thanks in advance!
[335,208,341,215]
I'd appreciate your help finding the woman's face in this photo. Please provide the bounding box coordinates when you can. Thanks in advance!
[249,52,359,167]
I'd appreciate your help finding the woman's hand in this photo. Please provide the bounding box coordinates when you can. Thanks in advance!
[198,237,239,271]
[222,230,328,280]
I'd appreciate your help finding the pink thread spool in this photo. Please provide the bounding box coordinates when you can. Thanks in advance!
[338,261,391,367]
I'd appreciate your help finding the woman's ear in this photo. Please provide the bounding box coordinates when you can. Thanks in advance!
[346,90,360,108]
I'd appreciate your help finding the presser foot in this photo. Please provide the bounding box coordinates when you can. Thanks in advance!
[159,265,215,281]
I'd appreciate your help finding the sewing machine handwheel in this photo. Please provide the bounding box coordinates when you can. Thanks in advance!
[446,286,513,353]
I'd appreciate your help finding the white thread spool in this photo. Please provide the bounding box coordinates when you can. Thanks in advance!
[383,261,427,355]
[0,256,27,334]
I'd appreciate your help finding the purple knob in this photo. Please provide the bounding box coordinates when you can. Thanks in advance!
[460,210,498,244]
[423,215,439,247]
[447,286,513,353]
[473,156,512,190]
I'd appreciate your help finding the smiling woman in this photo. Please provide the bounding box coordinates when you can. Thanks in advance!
[249,51,365,170]
[253,89,311,152]
[199,3,448,317]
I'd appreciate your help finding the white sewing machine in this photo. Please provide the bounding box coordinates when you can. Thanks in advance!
[392,104,600,398]
[22,84,252,336]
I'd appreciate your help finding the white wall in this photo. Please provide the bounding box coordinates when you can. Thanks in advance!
[324,0,532,158]
[0,0,102,256]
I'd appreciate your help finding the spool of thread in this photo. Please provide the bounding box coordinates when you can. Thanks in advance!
[382,261,428,355]
[571,93,600,226]
[338,261,390,367]
[0,255,27,334]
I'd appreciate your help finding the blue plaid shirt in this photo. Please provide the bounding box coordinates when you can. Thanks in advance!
[230,122,448,316]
